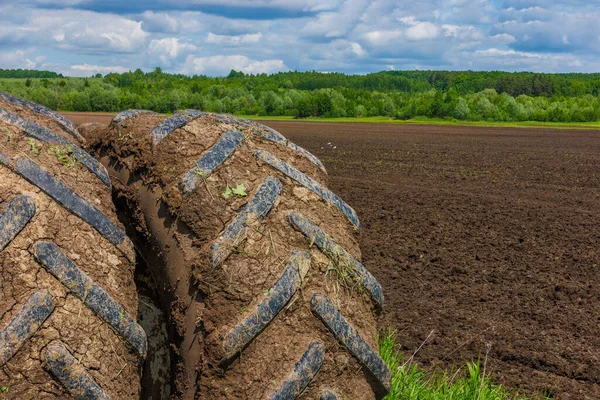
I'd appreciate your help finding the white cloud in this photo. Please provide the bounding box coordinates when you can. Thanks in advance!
[59,15,148,53]
[300,0,368,38]
[489,33,517,45]
[350,42,365,57]
[493,6,600,53]
[181,55,288,76]
[148,38,198,67]
[442,24,481,40]
[0,49,38,69]
[243,59,288,74]
[6,9,150,53]
[472,48,585,69]
[438,0,495,24]
[70,64,130,75]
[399,16,419,26]
[362,20,441,48]
[38,63,130,77]
[405,22,439,41]
[363,30,403,47]
[205,33,262,46]
[173,11,271,36]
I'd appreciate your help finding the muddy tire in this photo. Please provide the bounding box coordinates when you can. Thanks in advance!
[86,110,390,400]
[0,94,145,399]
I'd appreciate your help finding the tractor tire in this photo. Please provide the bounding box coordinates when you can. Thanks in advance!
[0,93,146,399]
[86,109,391,400]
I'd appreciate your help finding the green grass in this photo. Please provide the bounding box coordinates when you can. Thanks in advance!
[55,111,600,130]
[236,115,600,130]
[378,331,540,400]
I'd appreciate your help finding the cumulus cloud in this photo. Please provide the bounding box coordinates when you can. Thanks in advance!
[0,9,149,53]
[491,1,600,55]
[405,22,439,41]
[300,0,368,38]
[60,22,147,53]
[69,64,130,75]
[205,33,262,46]
[489,33,517,45]
[437,0,495,24]
[181,55,288,76]
[362,30,403,47]
[0,49,39,69]
[35,62,131,77]
[471,48,585,70]
[148,38,198,67]
[350,42,365,57]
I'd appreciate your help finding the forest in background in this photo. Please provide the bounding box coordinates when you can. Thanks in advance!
[1,68,600,122]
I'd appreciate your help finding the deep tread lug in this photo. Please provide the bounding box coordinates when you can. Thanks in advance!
[180,111,327,173]
[150,111,199,145]
[310,294,391,395]
[112,109,156,125]
[45,342,111,400]
[14,157,135,262]
[175,109,204,117]
[0,291,55,365]
[33,241,147,358]
[255,150,360,230]
[210,176,281,266]
[0,107,111,187]
[270,342,325,400]
[180,129,245,194]
[0,91,83,142]
[251,123,327,173]
[288,210,384,307]
[221,250,310,363]
[0,149,11,166]
[0,195,36,251]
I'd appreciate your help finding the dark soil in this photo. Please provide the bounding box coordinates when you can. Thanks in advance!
[266,121,600,400]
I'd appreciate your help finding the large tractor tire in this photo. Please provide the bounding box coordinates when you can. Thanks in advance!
[0,93,146,399]
[85,109,391,399]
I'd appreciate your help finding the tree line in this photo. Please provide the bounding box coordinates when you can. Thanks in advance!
[0,69,63,79]
[0,68,599,122]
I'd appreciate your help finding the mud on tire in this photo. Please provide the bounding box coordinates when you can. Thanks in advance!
[0,94,145,399]
[86,110,390,399]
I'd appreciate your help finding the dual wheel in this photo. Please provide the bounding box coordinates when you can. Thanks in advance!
[0,94,389,399]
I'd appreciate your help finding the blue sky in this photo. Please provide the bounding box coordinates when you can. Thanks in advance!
[1,0,599,76]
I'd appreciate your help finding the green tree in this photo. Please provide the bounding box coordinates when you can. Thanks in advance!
[453,97,470,120]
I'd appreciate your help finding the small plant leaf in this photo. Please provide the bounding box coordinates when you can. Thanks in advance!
[222,186,233,199]
[231,183,247,197]
[27,138,40,155]
[48,145,76,168]
[223,183,247,199]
